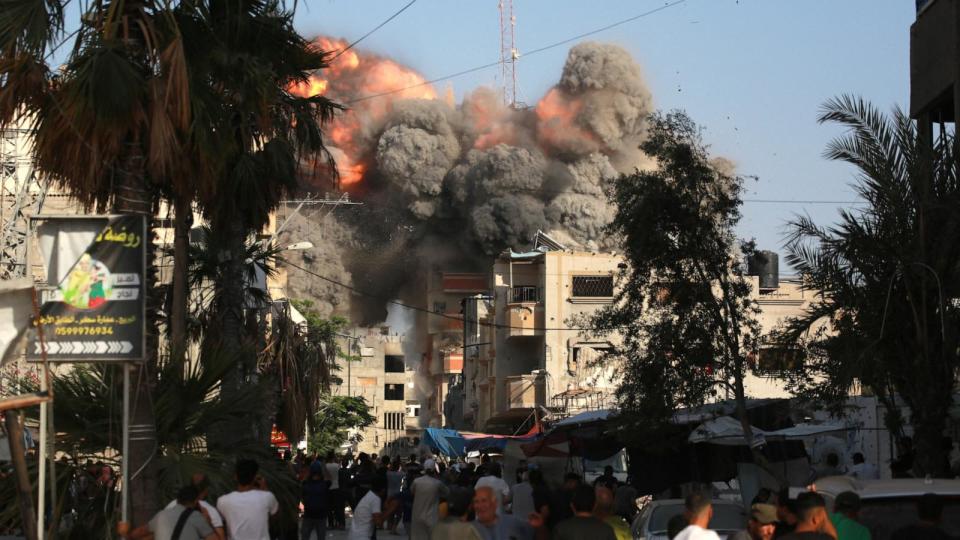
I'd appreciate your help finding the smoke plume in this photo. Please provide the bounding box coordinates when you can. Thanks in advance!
[285,40,656,324]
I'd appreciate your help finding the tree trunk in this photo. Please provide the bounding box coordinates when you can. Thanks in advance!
[207,215,257,449]
[113,141,160,527]
[170,194,191,358]
[911,407,949,478]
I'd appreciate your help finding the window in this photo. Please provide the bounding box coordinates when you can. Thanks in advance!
[406,404,421,417]
[510,286,540,303]
[385,355,405,373]
[756,347,804,375]
[384,383,404,400]
[572,276,614,297]
[384,411,404,430]
[433,301,447,314]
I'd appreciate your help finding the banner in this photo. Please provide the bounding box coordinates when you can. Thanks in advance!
[27,215,146,362]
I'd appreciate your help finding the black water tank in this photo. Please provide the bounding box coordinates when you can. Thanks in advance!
[748,250,779,289]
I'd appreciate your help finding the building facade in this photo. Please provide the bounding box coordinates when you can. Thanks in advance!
[330,328,423,457]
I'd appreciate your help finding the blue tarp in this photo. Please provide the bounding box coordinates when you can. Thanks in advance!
[422,428,467,457]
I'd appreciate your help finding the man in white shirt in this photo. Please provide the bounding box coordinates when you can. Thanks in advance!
[673,492,721,540]
[166,473,225,540]
[216,459,279,540]
[410,459,449,540]
[846,452,879,480]
[474,462,511,516]
[350,477,393,540]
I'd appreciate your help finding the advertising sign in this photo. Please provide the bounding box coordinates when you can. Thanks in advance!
[27,215,146,362]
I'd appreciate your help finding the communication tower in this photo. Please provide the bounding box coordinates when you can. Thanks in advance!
[498,0,519,107]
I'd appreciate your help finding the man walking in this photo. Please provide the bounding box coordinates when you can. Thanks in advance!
[410,458,450,540]
[301,460,329,540]
[552,484,617,540]
[778,492,836,540]
[828,492,869,540]
[217,459,279,540]
[474,462,511,516]
[165,474,225,540]
[350,477,394,540]
[673,493,720,540]
[730,504,778,540]
[121,485,217,540]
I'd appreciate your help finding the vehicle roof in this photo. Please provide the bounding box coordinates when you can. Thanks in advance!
[646,499,744,508]
[814,476,960,498]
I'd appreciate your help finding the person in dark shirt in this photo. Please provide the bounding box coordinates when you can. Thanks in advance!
[300,461,328,540]
[891,493,953,540]
[553,484,616,540]
[528,470,552,518]
[593,466,617,487]
[773,488,797,538]
[547,473,581,530]
[777,492,836,540]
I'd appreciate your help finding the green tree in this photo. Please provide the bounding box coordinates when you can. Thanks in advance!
[308,395,375,454]
[779,96,960,477]
[1,0,197,522]
[590,111,765,459]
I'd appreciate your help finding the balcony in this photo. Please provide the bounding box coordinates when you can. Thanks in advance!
[506,286,543,337]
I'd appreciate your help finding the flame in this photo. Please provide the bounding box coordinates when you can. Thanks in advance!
[535,88,596,153]
[290,36,439,186]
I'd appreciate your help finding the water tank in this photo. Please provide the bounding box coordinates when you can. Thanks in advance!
[748,250,779,289]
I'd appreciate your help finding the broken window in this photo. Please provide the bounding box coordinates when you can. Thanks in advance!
[384,355,405,373]
[384,383,405,400]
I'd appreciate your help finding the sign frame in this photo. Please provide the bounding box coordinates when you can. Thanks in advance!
[26,214,148,363]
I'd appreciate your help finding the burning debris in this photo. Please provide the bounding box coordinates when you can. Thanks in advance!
[285,39,657,324]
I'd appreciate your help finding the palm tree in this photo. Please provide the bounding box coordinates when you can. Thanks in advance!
[177,0,340,447]
[781,96,960,477]
[1,0,340,519]
[1,0,196,524]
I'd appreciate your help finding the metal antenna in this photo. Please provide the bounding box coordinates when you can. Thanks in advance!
[498,0,519,107]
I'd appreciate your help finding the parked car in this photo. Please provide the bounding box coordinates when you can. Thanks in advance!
[631,498,746,540]
[814,476,960,540]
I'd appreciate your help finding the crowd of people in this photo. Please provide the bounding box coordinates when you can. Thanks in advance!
[112,448,959,540]
[665,488,955,540]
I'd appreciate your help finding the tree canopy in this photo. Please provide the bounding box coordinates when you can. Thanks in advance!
[779,96,960,477]
[591,111,762,444]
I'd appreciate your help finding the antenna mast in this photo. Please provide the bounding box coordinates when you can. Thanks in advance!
[498,0,518,107]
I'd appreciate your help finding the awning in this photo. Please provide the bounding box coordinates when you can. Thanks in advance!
[422,428,467,457]
[688,416,850,446]
[553,408,614,428]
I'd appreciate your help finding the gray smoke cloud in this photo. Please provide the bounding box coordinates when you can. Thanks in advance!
[287,41,657,323]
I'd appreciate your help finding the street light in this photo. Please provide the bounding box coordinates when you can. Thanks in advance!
[283,241,314,251]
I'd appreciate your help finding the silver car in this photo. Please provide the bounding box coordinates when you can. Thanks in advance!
[631,498,746,540]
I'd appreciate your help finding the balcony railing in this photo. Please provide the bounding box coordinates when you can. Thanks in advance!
[510,286,540,303]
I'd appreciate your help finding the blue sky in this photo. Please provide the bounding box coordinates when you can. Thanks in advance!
[303,0,913,258]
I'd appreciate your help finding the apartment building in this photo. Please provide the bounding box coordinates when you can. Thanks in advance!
[463,232,623,431]
[330,328,423,457]
[422,270,488,427]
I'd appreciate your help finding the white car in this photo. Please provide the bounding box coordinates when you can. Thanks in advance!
[813,476,960,540]
[631,499,746,540]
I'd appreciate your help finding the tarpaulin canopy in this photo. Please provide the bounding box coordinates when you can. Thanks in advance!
[688,416,850,446]
[422,428,467,457]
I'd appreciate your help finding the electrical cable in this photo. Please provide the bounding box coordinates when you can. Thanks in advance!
[278,257,621,333]
[329,0,418,61]
[345,0,686,104]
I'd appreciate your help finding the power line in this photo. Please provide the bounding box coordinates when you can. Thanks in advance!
[279,257,615,333]
[330,0,418,61]
[346,0,686,104]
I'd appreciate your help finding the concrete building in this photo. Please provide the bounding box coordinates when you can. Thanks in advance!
[910,0,960,130]
[330,328,423,457]
[464,232,623,432]
[422,270,488,428]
